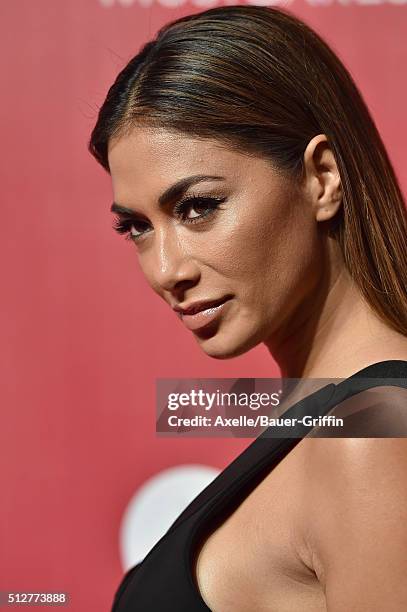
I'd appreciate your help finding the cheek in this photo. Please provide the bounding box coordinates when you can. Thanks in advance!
[196,206,273,279]
[202,197,293,280]
[210,195,320,302]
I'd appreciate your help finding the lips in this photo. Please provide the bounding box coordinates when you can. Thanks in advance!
[174,296,229,316]
[173,296,233,332]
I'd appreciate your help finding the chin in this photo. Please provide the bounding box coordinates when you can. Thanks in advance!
[194,324,264,360]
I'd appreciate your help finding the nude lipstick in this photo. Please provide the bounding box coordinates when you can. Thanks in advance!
[173,297,232,331]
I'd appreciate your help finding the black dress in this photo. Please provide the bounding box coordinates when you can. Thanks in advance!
[112,360,407,611]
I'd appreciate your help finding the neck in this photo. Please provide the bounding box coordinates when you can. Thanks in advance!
[264,265,406,380]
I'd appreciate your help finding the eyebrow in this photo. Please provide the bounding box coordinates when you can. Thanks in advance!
[110,174,225,215]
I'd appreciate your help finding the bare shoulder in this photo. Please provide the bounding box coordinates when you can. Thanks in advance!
[300,436,407,478]
[296,438,407,610]
[298,437,407,516]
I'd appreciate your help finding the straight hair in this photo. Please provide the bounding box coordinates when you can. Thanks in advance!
[89,5,407,336]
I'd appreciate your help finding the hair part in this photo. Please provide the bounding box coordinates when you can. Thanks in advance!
[89,5,407,336]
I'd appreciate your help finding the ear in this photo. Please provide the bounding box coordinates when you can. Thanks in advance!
[302,134,342,222]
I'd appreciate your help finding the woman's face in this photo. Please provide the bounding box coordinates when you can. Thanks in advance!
[108,127,325,359]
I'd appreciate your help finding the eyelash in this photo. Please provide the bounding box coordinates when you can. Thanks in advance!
[112,195,226,242]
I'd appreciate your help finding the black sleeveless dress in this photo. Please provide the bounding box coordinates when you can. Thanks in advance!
[112,360,407,611]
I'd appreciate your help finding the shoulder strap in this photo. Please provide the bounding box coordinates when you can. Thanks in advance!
[260,360,407,439]
[331,360,407,406]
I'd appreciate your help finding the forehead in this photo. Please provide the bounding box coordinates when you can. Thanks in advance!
[107,127,275,201]
[108,127,242,173]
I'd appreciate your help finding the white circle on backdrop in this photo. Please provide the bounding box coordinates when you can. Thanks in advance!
[119,464,220,570]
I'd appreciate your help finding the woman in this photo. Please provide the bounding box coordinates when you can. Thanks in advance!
[89,6,407,610]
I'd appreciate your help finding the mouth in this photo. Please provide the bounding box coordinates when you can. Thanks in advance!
[173,296,233,331]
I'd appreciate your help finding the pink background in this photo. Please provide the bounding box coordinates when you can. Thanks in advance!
[1,1,406,610]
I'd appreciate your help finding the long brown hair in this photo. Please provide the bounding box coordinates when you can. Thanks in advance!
[89,5,407,336]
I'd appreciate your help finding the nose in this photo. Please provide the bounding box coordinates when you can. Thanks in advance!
[149,226,201,295]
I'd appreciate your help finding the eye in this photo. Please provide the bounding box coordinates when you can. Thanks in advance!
[112,214,151,242]
[112,195,227,243]
[173,195,226,224]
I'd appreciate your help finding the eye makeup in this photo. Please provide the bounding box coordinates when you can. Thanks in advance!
[112,194,227,242]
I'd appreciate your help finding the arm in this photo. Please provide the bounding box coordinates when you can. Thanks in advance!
[300,437,407,611]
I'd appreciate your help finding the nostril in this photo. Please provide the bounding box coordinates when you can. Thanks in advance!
[175,279,198,292]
